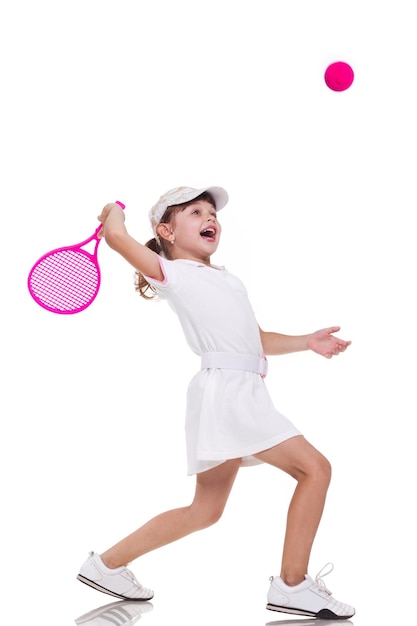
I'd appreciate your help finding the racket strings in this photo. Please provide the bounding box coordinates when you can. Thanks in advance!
[29,250,100,312]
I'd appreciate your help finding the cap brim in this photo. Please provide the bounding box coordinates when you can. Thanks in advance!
[202,186,229,211]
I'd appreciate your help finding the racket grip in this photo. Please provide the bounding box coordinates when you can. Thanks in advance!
[115,201,125,210]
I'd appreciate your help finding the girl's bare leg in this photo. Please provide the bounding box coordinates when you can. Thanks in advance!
[100,458,241,569]
[254,435,331,586]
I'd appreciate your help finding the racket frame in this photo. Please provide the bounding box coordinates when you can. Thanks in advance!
[28,201,124,314]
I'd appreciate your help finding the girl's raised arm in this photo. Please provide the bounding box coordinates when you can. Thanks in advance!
[98,203,164,281]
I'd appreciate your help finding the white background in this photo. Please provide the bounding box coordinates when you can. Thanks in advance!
[1,1,415,624]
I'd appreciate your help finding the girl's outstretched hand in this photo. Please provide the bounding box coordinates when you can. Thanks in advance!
[306,326,351,359]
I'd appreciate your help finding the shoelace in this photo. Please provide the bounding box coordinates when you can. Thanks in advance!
[125,567,144,589]
[312,562,334,596]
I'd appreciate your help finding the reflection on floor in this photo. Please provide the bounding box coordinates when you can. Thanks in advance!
[75,600,154,625]
[75,599,357,626]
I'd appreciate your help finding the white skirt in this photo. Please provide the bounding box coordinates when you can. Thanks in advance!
[185,368,302,475]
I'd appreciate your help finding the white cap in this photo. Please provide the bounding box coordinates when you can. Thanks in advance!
[149,186,228,234]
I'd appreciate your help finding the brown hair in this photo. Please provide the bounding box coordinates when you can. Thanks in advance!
[135,191,215,300]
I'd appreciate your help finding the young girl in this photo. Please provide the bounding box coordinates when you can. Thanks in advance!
[77,186,355,620]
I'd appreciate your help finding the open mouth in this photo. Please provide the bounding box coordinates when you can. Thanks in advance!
[200,227,216,240]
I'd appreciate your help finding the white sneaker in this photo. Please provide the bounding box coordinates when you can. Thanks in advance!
[266,563,355,619]
[77,552,154,601]
[266,617,353,626]
[75,599,153,625]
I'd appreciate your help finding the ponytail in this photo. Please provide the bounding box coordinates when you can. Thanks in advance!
[135,234,174,299]
[135,237,162,299]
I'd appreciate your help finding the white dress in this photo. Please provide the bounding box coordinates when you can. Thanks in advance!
[146,258,301,475]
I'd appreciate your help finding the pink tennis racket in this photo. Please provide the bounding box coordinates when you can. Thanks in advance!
[28,201,125,314]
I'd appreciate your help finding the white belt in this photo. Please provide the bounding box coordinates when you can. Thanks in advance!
[201,352,268,378]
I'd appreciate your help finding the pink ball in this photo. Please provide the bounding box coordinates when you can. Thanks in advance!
[324,61,354,91]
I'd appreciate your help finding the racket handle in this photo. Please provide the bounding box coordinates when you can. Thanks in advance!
[95,201,125,237]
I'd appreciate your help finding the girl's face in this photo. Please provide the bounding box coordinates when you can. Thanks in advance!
[164,199,221,264]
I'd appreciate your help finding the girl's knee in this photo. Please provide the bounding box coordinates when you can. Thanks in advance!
[198,504,225,529]
[189,499,225,530]
[203,507,224,528]
[190,459,240,530]
[311,452,332,486]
